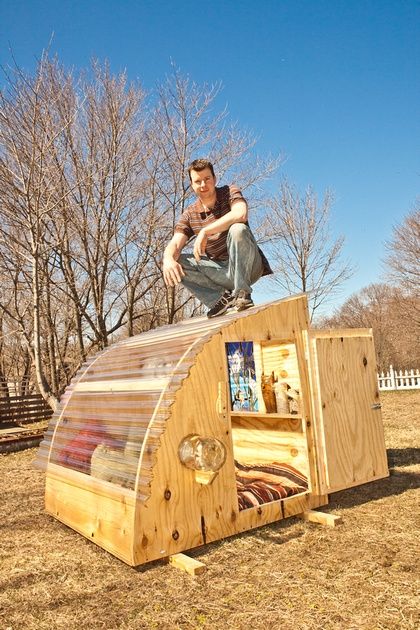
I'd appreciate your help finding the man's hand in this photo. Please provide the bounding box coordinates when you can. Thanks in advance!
[163,258,185,287]
[162,232,188,286]
[193,229,208,261]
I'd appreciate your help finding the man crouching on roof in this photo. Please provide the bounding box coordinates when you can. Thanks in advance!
[162,158,272,318]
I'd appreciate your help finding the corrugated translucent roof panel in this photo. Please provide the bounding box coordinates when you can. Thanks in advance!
[35,313,235,491]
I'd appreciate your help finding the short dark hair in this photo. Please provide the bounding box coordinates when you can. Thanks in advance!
[187,158,215,181]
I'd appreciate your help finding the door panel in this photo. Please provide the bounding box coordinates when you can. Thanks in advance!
[311,333,389,494]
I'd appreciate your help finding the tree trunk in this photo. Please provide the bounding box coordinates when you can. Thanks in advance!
[32,251,58,411]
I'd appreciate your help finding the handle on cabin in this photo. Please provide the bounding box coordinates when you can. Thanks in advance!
[216,381,228,419]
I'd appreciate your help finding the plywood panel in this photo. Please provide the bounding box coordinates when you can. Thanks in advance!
[312,335,388,493]
[261,343,301,390]
[45,470,135,564]
[231,416,308,474]
[236,499,282,530]
[133,334,239,565]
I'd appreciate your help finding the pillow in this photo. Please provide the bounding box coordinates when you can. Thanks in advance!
[235,460,308,510]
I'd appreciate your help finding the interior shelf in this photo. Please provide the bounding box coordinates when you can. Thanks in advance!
[230,412,302,420]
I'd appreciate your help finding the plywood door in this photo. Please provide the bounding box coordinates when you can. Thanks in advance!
[311,333,389,493]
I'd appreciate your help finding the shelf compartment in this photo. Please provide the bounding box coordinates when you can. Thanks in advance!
[230,412,302,420]
[231,415,308,474]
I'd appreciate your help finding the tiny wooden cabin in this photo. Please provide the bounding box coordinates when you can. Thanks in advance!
[36,295,388,566]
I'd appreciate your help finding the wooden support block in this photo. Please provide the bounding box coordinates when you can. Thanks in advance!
[298,509,343,528]
[169,553,206,576]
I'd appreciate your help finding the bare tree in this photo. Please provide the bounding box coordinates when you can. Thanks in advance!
[384,201,420,291]
[0,313,9,397]
[320,283,420,370]
[0,55,76,408]
[0,55,283,398]
[260,180,353,319]
[50,62,158,349]
[0,308,32,397]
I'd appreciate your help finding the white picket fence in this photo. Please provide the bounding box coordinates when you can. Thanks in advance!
[377,365,420,391]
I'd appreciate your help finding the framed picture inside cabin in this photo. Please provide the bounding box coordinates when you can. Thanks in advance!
[226,342,259,412]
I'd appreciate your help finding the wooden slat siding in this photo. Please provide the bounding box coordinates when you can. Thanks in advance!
[0,400,53,413]
[0,394,53,426]
[0,403,51,414]
[0,394,48,402]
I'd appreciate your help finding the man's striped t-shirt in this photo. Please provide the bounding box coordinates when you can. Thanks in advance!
[174,184,272,275]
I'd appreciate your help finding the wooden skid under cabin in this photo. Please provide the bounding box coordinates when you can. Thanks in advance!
[36,295,389,567]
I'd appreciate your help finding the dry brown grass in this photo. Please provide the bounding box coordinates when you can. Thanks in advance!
[1,390,419,630]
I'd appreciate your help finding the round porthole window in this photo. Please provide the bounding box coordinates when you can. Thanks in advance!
[178,435,227,472]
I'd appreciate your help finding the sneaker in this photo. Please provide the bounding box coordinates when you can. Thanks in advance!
[207,290,236,318]
[233,290,254,312]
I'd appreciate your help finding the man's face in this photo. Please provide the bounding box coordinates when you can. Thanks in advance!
[189,167,216,203]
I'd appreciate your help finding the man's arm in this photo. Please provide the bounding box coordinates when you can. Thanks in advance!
[163,232,189,287]
[193,199,248,261]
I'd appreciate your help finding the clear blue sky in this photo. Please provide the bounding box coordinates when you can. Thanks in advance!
[1,0,419,312]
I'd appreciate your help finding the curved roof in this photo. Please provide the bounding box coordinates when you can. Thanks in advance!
[36,301,284,492]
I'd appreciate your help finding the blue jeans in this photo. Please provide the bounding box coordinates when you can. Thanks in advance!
[179,223,264,308]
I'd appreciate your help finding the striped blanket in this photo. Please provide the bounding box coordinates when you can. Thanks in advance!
[235,461,308,510]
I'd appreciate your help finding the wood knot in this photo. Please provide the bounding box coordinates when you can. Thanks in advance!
[172,530,180,541]
[363,356,368,367]
[164,489,171,500]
